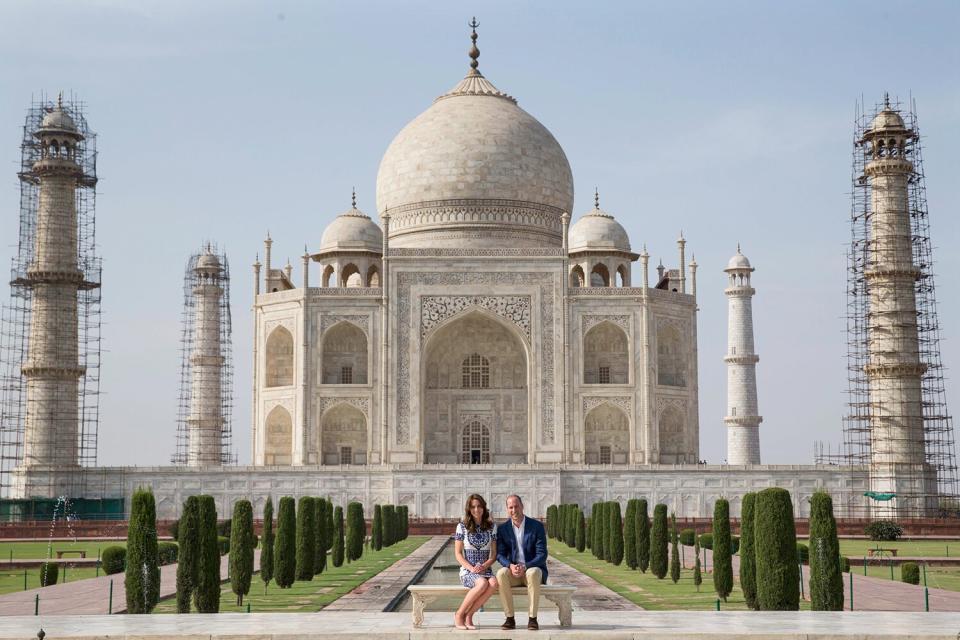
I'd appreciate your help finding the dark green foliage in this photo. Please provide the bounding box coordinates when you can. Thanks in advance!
[346,502,365,562]
[565,504,577,548]
[636,499,650,573]
[589,504,599,557]
[650,504,668,579]
[679,528,696,547]
[274,496,296,588]
[739,492,758,610]
[175,495,199,612]
[260,497,275,588]
[382,505,395,547]
[712,498,733,602]
[39,562,58,587]
[669,513,680,584]
[731,536,740,555]
[195,495,221,613]
[100,547,127,575]
[332,506,345,567]
[126,487,161,613]
[217,518,232,538]
[585,517,591,550]
[295,496,316,580]
[576,507,586,552]
[693,533,703,591]
[840,556,850,573]
[608,502,624,565]
[796,543,809,565]
[323,498,334,560]
[754,487,800,611]
[158,542,179,565]
[699,533,713,549]
[808,491,843,611]
[865,520,903,541]
[624,499,638,569]
[546,505,557,538]
[217,536,230,555]
[901,562,920,585]
[169,518,180,542]
[313,498,326,575]
[372,504,383,551]
[597,502,608,560]
[400,505,409,540]
[230,500,255,605]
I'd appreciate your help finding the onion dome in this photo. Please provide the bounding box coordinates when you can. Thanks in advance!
[38,94,78,135]
[568,190,634,255]
[317,191,383,255]
[725,245,753,272]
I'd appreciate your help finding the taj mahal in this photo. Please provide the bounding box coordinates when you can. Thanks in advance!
[4,22,956,522]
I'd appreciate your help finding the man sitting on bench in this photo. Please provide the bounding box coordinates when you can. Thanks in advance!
[495,494,548,631]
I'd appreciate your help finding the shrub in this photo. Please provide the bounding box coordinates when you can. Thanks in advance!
[566,504,577,548]
[901,562,920,585]
[175,496,199,612]
[712,499,733,602]
[102,546,126,575]
[755,487,800,611]
[731,535,741,555]
[576,507,586,552]
[126,487,160,613]
[382,505,395,547]
[693,532,703,591]
[840,556,850,573]
[650,504,668,579]
[739,492,758,610]
[39,562,58,587]
[594,503,605,560]
[636,499,650,573]
[624,499,638,569]
[332,506,345,567]
[313,498,326,575]
[796,543,809,565]
[158,541,179,566]
[372,504,383,551]
[346,502,365,562]
[546,505,557,538]
[215,536,229,556]
[217,518,232,538]
[669,513,680,584]
[699,533,713,549]
[295,496,316,580]
[589,503,599,558]
[400,505,409,540]
[195,495,221,613]
[808,491,843,611]
[608,502,624,565]
[865,520,903,541]
[169,518,180,542]
[260,497,274,588]
[322,498,334,560]
[230,499,255,606]
[679,528,696,547]
[274,496,296,588]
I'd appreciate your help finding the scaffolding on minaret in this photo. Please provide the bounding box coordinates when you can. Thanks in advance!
[171,245,236,466]
[0,95,102,500]
[836,95,959,517]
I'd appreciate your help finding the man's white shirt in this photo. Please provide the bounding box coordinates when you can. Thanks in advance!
[512,517,526,566]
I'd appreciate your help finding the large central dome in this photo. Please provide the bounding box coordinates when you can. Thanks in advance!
[376,43,574,249]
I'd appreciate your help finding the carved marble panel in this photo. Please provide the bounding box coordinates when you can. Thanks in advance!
[421,296,531,341]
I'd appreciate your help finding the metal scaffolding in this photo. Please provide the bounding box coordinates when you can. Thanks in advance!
[0,95,101,498]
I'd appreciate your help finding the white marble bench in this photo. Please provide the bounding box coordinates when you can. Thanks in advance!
[406,584,576,628]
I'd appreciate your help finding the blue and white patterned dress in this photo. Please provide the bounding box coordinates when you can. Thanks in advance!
[454,521,497,588]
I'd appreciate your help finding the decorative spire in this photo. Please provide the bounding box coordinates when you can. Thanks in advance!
[57,91,63,109]
[594,187,599,210]
[884,91,890,108]
[737,242,741,254]
[469,17,480,71]
[351,186,357,209]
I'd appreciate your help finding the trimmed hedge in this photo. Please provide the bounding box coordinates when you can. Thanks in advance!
[39,562,58,587]
[313,497,326,576]
[699,533,713,550]
[260,497,275,588]
[332,506,345,567]
[126,487,160,613]
[399,505,409,541]
[901,562,920,585]
[590,503,600,558]
[103,545,125,575]
[346,502,365,562]
[566,504,577,548]
[382,505,396,547]
[755,488,800,611]
[608,502,624,565]
[693,531,703,591]
[274,496,296,588]
[809,491,843,611]
[669,513,680,584]
[739,492,758,610]
[624,499,639,569]
[195,495,221,613]
[576,507,586,552]
[175,495,199,612]
[158,541,179,566]
[650,504,668,579]
[865,520,903,541]
[230,499,255,605]
[636,499,650,573]
[372,504,383,551]
[713,499,733,602]
[546,504,558,539]
[840,556,850,573]
[295,496,316,580]
[679,528,696,547]
[217,536,230,556]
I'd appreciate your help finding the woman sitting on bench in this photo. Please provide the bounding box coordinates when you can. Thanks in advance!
[453,493,499,630]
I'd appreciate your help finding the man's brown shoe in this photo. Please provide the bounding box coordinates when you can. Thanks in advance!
[500,617,516,630]
[527,617,539,630]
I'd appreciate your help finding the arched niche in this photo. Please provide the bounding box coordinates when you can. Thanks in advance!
[590,263,610,287]
[616,264,629,287]
[657,325,686,387]
[583,321,629,384]
[658,405,686,463]
[320,403,367,465]
[322,264,335,288]
[264,405,293,465]
[422,310,528,464]
[340,263,361,288]
[367,265,380,287]
[265,326,294,387]
[584,403,629,464]
[569,265,585,288]
[321,322,367,384]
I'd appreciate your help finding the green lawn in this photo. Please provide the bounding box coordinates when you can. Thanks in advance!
[154,535,429,613]
[823,539,960,559]
[0,566,103,594]
[0,540,125,560]
[854,563,960,593]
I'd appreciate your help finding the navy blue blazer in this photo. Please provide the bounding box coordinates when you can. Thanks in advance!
[496,517,548,584]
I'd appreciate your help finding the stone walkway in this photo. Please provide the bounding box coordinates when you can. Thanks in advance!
[547,556,640,610]
[0,551,259,616]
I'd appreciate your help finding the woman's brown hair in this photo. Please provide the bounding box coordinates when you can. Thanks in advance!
[462,493,493,533]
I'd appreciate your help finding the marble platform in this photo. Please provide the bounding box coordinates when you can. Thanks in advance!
[4,611,960,639]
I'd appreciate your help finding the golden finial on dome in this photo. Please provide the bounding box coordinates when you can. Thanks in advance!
[468,17,480,71]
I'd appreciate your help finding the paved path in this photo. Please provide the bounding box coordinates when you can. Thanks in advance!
[547,556,641,611]
[0,551,260,616]
[3,611,958,638]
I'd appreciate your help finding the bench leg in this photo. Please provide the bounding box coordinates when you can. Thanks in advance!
[411,595,438,628]
[543,594,572,627]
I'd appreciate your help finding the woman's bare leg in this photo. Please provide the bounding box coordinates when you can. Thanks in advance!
[456,581,487,627]
[466,577,498,625]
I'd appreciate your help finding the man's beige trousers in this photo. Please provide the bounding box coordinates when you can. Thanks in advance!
[495,566,542,617]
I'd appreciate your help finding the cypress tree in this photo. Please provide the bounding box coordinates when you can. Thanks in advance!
[589,503,599,557]
[313,497,325,575]
[323,498,334,559]
[274,496,296,588]
[608,502,624,565]
[809,491,844,611]
[585,517,591,550]
[739,492,758,610]
[575,507,586,552]
[650,503,668,579]
[755,488,800,610]
[566,504,577,548]
[636,499,650,573]
[624,499,639,570]
[175,496,199,612]
[402,505,410,540]
[260,497,274,591]
[346,502,365,562]
[382,505,395,547]
[295,496,316,580]
[669,512,681,584]
[546,505,557,538]
[195,495,220,612]
[229,499,254,606]
[332,506,345,567]
[125,487,160,613]
[713,498,733,601]
[693,531,703,591]
[372,504,383,551]
[596,502,607,560]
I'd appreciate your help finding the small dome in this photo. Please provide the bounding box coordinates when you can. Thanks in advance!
[196,252,221,269]
[870,108,905,132]
[568,206,631,254]
[40,106,77,133]
[318,206,383,255]
[725,248,752,271]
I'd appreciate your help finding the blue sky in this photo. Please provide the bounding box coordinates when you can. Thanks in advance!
[0,1,957,466]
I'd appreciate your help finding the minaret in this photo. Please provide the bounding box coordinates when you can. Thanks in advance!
[21,96,87,469]
[861,97,932,515]
[724,246,762,464]
[186,246,226,466]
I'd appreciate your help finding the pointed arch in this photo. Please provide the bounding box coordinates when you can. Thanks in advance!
[265,326,294,387]
[584,402,629,464]
[367,264,380,287]
[658,404,686,463]
[657,324,686,387]
[583,321,629,384]
[322,264,335,288]
[319,402,367,465]
[616,263,629,287]
[264,405,293,465]
[340,263,362,287]
[321,321,368,384]
[590,263,610,287]
[569,265,585,288]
